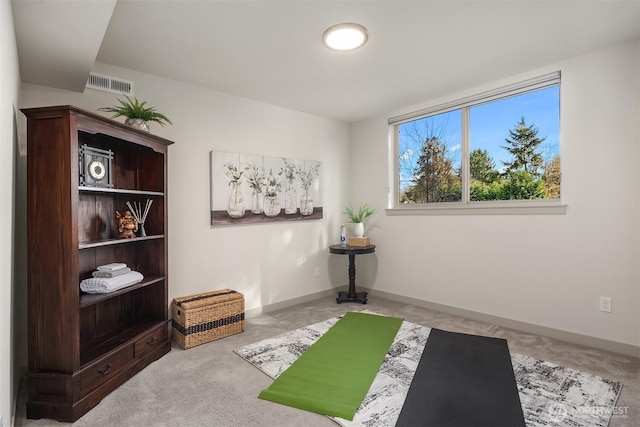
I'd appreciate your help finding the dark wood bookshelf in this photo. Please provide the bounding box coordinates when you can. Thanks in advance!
[79,276,165,308]
[23,105,173,422]
[79,186,165,197]
[79,234,165,249]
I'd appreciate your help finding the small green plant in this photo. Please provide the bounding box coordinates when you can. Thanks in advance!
[264,168,283,197]
[223,163,244,184]
[344,203,376,223]
[98,94,172,126]
[244,162,266,191]
[295,162,320,190]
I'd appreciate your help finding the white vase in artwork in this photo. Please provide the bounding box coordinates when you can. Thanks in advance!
[227,181,245,218]
[285,183,297,214]
[264,195,280,217]
[300,189,313,216]
[251,189,264,214]
[354,222,364,237]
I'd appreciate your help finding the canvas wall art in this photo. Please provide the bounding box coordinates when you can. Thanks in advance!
[210,151,322,225]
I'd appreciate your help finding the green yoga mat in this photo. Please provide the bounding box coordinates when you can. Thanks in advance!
[258,311,403,420]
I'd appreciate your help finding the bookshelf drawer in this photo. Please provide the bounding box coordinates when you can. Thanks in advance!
[134,323,168,358]
[79,345,134,396]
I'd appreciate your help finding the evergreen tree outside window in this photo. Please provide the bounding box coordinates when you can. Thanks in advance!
[392,72,561,212]
[398,109,462,204]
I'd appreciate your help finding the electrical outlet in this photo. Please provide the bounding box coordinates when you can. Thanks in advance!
[314,267,320,277]
[599,297,612,313]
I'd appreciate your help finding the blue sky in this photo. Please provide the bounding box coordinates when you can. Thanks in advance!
[398,85,560,189]
[470,86,560,168]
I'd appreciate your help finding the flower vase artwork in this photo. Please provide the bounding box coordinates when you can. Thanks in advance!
[224,163,245,218]
[251,190,264,214]
[283,158,298,214]
[245,161,266,214]
[211,151,322,226]
[264,196,279,217]
[285,184,297,214]
[300,190,313,216]
[296,163,320,216]
[263,168,283,217]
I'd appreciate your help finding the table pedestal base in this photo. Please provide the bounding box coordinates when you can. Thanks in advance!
[329,244,375,306]
[336,291,368,304]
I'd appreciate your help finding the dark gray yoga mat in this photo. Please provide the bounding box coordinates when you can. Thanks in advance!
[396,328,525,427]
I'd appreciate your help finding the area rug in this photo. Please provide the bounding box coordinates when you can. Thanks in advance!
[258,312,403,420]
[234,311,622,427]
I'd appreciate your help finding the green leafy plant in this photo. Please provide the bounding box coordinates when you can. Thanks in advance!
[98,95,173,126]
[244,162,266,191]
[223,163,243,184]
[295,162,320,190]
[264,168,283,197]
[344,203,376,223]
[282,158,297,183]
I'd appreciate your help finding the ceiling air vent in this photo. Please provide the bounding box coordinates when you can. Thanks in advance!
[86,72,134,96]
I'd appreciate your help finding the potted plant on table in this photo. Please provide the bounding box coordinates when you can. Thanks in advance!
[98,95,172,132]
[344,203,376,237]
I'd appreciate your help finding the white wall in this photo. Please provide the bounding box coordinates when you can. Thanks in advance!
[350,40,640,351]
[12,32,638,427]
[19,61,350,316]
[1,0,21,424]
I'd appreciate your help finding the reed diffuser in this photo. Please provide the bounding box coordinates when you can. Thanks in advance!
[126,199,153,237]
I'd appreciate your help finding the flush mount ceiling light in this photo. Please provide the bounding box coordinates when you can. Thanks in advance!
[322,23,368,51]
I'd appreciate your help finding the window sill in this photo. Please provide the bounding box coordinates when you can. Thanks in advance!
[386,201,567,216]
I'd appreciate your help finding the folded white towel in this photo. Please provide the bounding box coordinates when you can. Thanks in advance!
[80,271,144,294]
[92,267,132,278]
[96,263,128,272]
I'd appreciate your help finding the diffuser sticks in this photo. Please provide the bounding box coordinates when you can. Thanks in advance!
[126,199,153,237]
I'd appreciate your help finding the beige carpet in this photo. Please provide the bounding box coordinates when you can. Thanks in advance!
[14,295,640,427]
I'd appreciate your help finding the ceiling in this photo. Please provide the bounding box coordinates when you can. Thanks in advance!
[12,0,640,123]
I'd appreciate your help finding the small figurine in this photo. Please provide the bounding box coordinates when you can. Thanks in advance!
[115,210,138,239]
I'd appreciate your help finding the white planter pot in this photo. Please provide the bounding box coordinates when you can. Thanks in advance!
[354,222,364,237]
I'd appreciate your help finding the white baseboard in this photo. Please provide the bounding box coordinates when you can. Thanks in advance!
[245,288,337,318]
[364,287,640,358]
[247,286,639,358]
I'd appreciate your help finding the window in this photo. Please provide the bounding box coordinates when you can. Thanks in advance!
[390,72,564,214]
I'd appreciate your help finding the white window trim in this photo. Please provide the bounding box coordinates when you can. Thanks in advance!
[386,201,567,216]
[387,72,566,215]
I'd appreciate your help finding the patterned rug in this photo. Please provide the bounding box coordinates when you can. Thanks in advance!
[235,311,622,427]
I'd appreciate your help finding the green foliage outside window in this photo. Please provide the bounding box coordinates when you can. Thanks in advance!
[400,116,560,203]
[396,79,560,206]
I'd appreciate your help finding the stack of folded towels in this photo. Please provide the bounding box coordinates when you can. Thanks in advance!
[80,263,144,294]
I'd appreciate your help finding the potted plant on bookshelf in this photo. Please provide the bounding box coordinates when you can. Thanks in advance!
[344,203,376,237]
[98,95,172,132]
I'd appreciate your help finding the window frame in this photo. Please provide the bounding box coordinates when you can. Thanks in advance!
[387,72,566,215]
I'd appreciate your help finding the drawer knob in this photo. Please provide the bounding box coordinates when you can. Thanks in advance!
[146,336,157,346]
[98,363,113,375]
